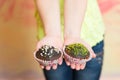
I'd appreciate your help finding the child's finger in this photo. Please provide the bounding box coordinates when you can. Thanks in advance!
[52,64,57,70]
[75,64,81,70]
[65,59,70,66]
[58,58,63,65]
[88,47,96,58]
[92,52,96,58]
[39,64,44,69]
[46,66,51,70]
[71,63,75,69]
[80,63,86,70]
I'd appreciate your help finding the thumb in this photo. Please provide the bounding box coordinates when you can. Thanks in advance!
[92,52,96,58]
[90,49,96,58]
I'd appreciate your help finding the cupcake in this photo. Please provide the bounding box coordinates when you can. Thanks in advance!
[63,43,92,64]
[34,45,62,66]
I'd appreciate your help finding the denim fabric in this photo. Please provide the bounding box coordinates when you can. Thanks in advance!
[43,40,104,80]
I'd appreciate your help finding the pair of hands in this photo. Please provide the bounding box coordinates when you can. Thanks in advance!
[35,36,96,70]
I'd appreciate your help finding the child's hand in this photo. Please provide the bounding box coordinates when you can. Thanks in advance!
[64,37,96,70]
[34,36,63,70]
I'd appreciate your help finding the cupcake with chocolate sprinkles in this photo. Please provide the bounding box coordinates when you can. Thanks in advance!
[63,43,92,64]
[34,45,62,66]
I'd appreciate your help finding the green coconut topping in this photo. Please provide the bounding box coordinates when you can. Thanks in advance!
[65,43,90,58]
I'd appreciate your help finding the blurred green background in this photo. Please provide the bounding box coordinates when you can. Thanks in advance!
[0,0,120,80]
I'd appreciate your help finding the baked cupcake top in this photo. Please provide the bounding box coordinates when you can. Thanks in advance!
[65,43,90,59]
[36,45,61,61]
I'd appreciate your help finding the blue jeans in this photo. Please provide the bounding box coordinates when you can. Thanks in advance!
[43,40,104,80]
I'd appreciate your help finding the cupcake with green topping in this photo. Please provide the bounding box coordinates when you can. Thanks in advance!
[63,43,92,64]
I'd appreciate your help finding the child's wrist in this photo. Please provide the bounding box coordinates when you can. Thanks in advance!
[45,32,62,37]
[45,33,62,38]
[64,31,81,39]
[64,34,81,40]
